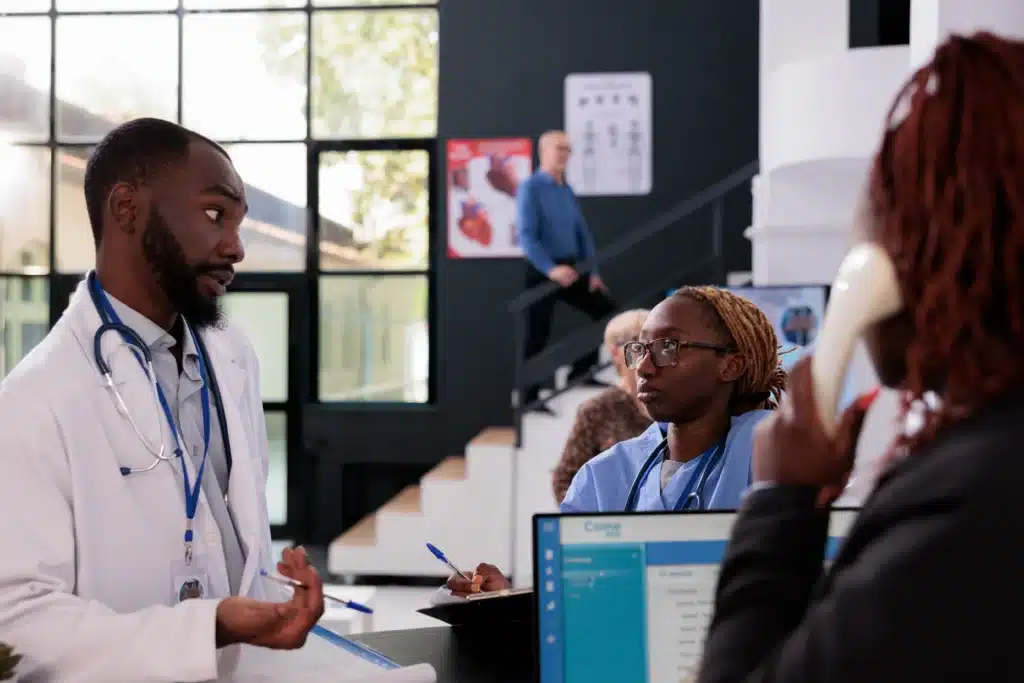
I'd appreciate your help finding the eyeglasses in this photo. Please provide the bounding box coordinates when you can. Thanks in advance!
[623,338,734,369]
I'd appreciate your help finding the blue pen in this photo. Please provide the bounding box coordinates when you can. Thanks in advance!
[259,569,373,614]
[426,543,470,578]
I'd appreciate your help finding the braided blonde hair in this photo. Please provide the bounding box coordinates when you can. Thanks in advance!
[673,286,787,414]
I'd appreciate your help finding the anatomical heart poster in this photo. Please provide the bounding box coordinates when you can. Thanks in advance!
[447,138,532,259]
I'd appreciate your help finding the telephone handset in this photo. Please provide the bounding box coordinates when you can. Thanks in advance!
[811,242,903,432]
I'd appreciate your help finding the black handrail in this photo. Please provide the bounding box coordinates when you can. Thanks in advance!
[509,161,759,447]
[508,161,759,313]
[516,254,722,414]
[517,254,720,391]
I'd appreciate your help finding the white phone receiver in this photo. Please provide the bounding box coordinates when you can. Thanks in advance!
[812,242,903,431]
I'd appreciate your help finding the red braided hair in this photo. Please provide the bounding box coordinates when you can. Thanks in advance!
[868,31,1024,452]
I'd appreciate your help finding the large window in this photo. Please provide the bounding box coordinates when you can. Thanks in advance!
[182,12,308,141]
[0,1,438,531]
[0,277,48,376]
[319,274,428,402]
[316,147,430,402]
[55,15,179,141]
[311,10,438,139]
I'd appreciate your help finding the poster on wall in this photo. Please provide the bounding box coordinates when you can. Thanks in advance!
[447,138,532,259]
[563,71,652,197]
[727,285,828,370]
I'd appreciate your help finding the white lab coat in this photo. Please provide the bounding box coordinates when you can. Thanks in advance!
[0,279,286,683]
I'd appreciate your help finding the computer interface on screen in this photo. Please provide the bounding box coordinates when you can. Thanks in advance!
[535,512,853,683]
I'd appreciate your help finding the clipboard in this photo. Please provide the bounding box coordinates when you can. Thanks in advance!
[417,588,534,627]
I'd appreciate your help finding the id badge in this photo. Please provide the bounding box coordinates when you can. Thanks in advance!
[171,555,210,603]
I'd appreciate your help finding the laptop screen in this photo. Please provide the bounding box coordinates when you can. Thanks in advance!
[533,510,856,683]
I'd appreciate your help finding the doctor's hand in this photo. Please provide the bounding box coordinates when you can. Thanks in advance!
[215,547,325,649]
[446,562,511,597]
[752,356,871,506]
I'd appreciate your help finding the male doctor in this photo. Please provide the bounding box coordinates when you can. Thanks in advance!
[0,118,324,682]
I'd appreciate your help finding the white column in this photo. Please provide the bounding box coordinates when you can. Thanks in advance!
[753,0,904,480]
[910,0,1024,72]
[759,0,849,163]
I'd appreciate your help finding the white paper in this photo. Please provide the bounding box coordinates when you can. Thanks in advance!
[564,72,653,196]
[217,627,437,683]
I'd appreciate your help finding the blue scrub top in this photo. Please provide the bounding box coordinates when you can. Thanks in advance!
[560,410,771,513]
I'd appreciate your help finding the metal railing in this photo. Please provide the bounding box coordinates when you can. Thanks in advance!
[507,161,759,446]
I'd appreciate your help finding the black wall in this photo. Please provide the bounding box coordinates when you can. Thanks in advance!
[850,0,911,48]
[306,0,760,542]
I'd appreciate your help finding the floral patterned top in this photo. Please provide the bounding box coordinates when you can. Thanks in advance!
[552,386,653,504]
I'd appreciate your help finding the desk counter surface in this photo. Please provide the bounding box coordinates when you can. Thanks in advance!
[355,625,535,683]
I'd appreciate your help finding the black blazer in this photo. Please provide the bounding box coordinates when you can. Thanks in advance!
[699,397,1024,683]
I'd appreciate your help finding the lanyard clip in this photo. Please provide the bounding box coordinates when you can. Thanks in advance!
[184,518,194,565]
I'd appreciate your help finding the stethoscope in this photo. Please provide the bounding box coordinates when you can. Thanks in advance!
[87,271,233,479]
[623,428,727,512]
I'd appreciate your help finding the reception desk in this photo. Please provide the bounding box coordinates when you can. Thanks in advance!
[356,625,535,683]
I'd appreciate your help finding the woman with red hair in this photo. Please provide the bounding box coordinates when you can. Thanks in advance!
[700,32,1024,682]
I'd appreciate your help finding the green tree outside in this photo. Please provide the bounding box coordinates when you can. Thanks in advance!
[259,9,438,269]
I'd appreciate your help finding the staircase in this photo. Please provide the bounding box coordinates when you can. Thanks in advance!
[327,367,612,582]
[328,164,757,581]
[328,426,516,578]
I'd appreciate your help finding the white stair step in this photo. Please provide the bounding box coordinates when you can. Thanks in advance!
[330,542,446,577]
[375,485,426,541]
[329,426,516,578]
[420,456,468,521]
[319,585,377,634]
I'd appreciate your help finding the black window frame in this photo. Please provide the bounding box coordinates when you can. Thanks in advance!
[3,0,439,542]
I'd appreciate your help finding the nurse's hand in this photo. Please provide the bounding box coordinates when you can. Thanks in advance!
[215,547,325,649]
[446,562,511,597]
[752,356,871,505]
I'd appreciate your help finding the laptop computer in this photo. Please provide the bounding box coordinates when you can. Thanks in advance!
[533,509,856,683]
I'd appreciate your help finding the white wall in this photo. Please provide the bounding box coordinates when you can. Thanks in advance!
[758,0,849,166]
[910,0,1024,71]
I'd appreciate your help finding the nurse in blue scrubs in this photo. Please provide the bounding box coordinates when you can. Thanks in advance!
[443,286,788,598]
[560,285,788,513]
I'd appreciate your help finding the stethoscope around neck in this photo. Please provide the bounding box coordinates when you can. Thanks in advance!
[90,284,178,474]
[86,271,233,479]
[623,429,727,512]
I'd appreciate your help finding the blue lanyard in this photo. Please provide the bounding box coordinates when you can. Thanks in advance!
[94,286,211,565]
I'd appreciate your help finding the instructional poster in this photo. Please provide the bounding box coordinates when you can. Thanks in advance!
[447,138,532,259]
[564,72,652,196]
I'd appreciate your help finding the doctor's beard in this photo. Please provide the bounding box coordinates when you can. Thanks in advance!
[141,209,224,330]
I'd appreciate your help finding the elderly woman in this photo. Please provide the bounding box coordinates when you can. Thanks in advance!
[551,309,653,503]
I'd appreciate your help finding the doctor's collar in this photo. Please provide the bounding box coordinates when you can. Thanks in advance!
[103,290,200,365]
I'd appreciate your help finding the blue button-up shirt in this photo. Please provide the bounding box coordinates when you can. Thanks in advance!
[516,171,598,274]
